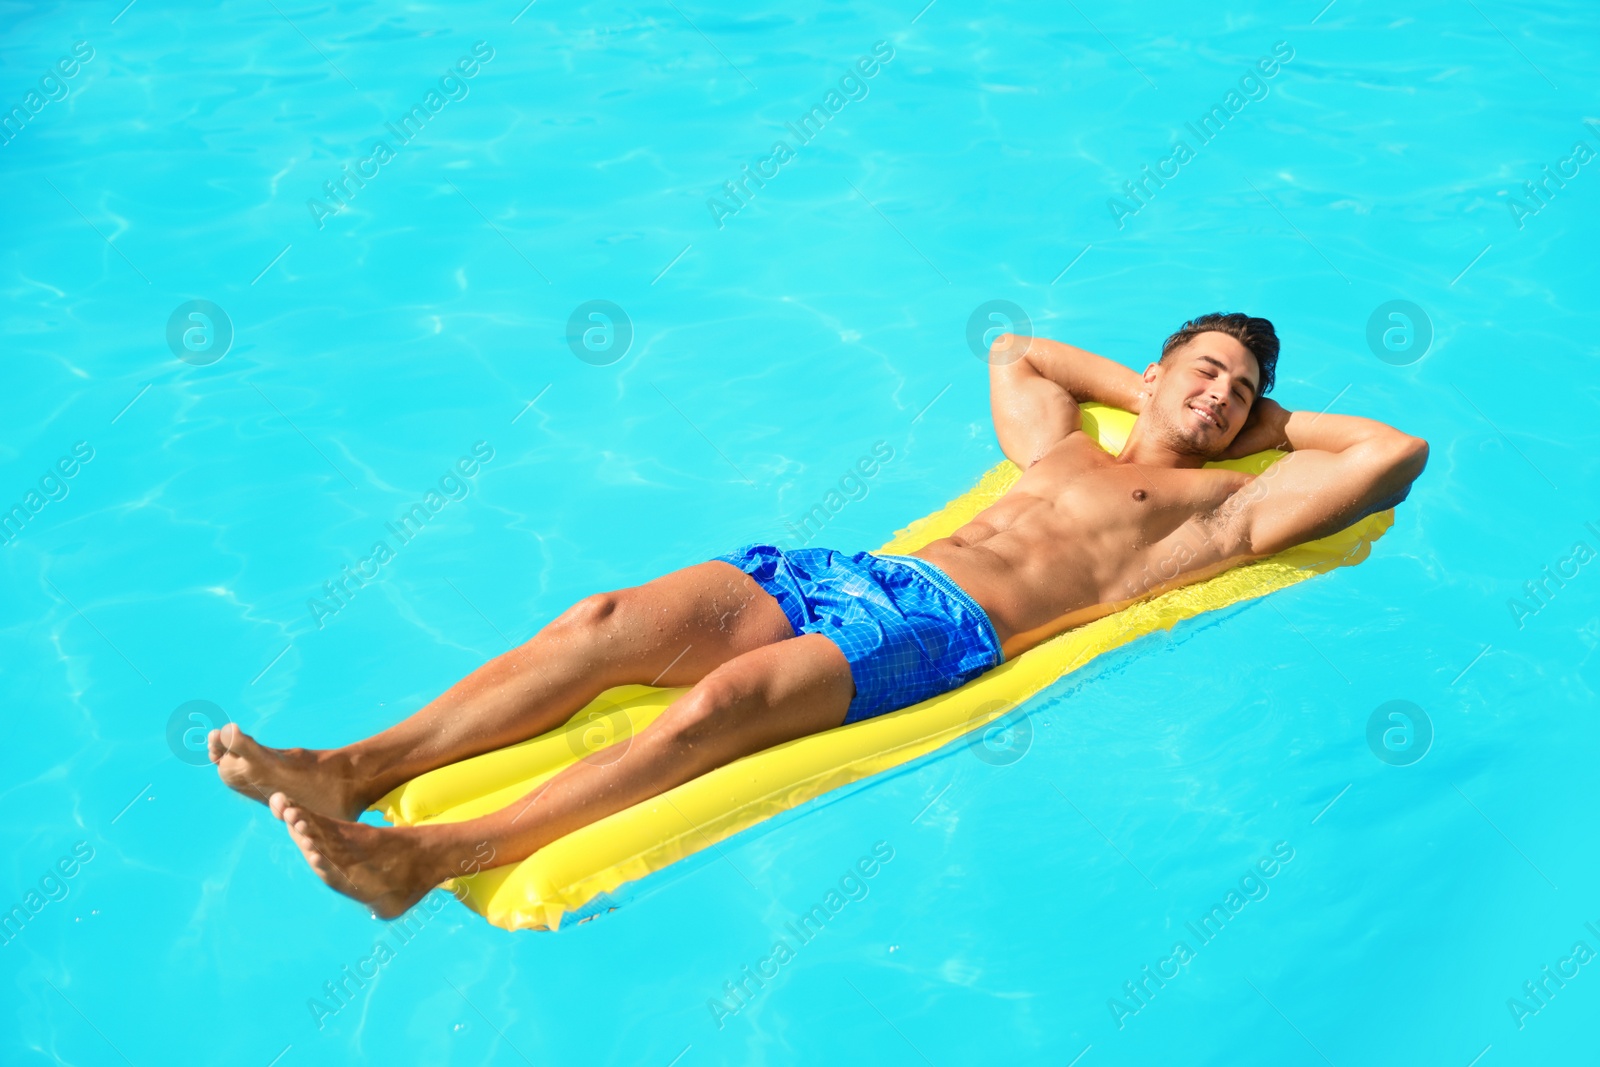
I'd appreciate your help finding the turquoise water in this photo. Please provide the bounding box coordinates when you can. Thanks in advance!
[3,0,1597,1063]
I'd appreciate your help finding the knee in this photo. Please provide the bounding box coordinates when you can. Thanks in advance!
[654,676,743,748]
[550,591,623,633]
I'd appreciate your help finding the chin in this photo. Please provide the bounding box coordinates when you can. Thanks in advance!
[1186,433,1233,461]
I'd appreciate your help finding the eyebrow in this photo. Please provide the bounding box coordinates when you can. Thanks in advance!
[1196,354,1257,398]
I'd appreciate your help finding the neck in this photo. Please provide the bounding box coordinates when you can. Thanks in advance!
[1117,414,1211,469]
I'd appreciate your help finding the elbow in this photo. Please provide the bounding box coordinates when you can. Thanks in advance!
[988,332,1031,368]
[1373,429,1428,480]
[1355,433,1429,520]
[1397,433,1429,482]
[1371,434,1428,513]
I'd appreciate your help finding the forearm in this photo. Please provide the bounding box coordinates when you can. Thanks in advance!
[1017,336,1145,412]
[1280,408,1414,454]
[1231,400,1418,457]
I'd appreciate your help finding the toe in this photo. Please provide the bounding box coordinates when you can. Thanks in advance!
[283,806,323,850]
[269,792,290,819]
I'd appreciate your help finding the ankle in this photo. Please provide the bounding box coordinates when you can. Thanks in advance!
[413,825,492,886]
[315,747,383,811]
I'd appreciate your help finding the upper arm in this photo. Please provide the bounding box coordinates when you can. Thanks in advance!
[988,334,1082,470]
[1228,432,1429,557]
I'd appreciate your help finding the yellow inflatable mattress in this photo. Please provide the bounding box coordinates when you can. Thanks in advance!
[373,404,1393,931]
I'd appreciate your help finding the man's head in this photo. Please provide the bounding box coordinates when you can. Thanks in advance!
[1138,313,1279,457]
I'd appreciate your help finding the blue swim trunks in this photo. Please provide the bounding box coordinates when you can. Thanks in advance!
[710,543,1005,724]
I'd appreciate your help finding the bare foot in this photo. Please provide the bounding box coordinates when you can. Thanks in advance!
[209,724,363,820]
[271,792,445,919]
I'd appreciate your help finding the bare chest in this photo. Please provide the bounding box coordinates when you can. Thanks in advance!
[922,438,1265,653]
[1010,441,1247,545]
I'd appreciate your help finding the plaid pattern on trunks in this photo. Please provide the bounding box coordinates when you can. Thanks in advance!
[710,543,1005,723]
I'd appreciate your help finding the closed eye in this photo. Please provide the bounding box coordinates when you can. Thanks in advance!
[1196,364,1241,403]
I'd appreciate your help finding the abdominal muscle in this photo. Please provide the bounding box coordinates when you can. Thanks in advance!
[907,440,1254,659]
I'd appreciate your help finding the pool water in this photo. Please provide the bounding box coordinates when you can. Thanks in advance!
[3,0,1598,1064]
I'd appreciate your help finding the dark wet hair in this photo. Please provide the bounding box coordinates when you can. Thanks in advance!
[1160,313,1278,399]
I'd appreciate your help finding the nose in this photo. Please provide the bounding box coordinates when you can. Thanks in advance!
[1199,382,1233,427]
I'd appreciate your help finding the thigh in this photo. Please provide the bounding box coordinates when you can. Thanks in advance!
[655,633,856,766]
[583,560,799,688]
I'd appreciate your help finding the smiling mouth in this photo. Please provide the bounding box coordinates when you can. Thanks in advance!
[1188,404,1225,432]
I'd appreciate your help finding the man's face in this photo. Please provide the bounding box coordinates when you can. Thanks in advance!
[1142,332,1260,457]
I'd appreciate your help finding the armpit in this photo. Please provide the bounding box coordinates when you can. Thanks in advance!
[1191,484,1258,559]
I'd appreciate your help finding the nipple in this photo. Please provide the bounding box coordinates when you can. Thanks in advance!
[1132,489,1148,502]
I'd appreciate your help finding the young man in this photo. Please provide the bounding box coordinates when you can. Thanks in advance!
[212,312,1428,917]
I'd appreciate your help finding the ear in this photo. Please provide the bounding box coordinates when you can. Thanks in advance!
[1141,362,1161,387]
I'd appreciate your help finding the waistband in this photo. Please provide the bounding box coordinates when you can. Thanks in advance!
[874,553,1005,665]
